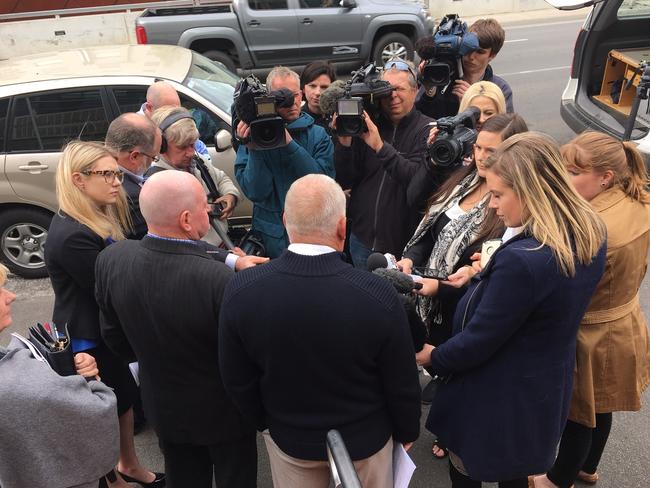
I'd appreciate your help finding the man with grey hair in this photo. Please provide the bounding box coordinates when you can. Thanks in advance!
[96,170,258,488]
[334,60,434,269]
[219,174,421,488]
[105,112,162,239]
[146,105,241,248]
[234,66,334,258]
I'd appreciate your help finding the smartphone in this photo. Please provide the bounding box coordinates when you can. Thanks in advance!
[480,239,503,268]
[413,267,448,281]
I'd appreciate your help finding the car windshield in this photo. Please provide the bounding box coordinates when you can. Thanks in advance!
[183,52,239,114]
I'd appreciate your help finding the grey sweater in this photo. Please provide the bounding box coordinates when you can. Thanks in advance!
[0,344,119,488]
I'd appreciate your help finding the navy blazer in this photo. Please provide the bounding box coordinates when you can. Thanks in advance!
[426,233,606,481]
[45,213,107,341]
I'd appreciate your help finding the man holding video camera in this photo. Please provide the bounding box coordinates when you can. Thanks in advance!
[145,106,241,248]
[334,60,434,268]
[416,17,513,119]
[234,67,335,258]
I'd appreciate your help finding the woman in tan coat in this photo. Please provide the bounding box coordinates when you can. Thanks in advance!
[531,132,650,488]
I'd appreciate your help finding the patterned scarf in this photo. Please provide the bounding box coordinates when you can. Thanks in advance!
[403,171,490,327]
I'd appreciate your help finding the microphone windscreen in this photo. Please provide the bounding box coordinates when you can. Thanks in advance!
[373,268,419,294]
[367,252,388,272]
[415,36,437,60]
[319,80,347,116]
[234,88,258,124]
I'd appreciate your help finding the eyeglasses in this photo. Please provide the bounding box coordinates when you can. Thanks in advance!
[81,169,125,184]
[384,60,417,83]
[139,151,160,163]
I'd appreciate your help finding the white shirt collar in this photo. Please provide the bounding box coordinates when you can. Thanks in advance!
[288,243,337,256]
[502,226,524,243]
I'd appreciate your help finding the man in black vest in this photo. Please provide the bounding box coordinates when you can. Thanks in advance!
[334,61,433,268]
[95,171,257,488]
[219,174,420,488]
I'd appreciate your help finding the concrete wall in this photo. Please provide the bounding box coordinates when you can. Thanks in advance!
[0,11,142,58]
[428,0,552,17]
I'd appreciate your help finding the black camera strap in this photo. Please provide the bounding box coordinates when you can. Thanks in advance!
[193,153,236,250]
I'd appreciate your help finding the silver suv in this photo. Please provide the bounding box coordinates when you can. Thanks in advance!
[0,44,249,278]
[550,0,650,158]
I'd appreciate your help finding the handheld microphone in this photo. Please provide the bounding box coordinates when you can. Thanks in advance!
[373,268,423,293]
[367,252,399,271]
[319,80,347,116]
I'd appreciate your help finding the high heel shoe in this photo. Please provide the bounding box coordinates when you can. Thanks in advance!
[117,471,166,487]
[577,471,598,484]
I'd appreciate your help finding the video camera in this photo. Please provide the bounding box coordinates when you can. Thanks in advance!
[417,14,480,89]
[318,63,393,137]
[232,75,295,150]
[428,106,480,168]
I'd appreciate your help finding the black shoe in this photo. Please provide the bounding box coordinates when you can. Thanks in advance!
[421,379,439,405]
[118,471,166,488]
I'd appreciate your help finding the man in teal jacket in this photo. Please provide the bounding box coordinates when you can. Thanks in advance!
[235,67,334,258]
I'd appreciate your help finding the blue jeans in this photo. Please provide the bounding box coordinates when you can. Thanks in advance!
[348,233,373,269]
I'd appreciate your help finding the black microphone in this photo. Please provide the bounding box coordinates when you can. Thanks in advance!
[234,87,258,124]
[366,252,398,272]
[319,80,347,116]
[415,36,437,60]
[373,268,423,292]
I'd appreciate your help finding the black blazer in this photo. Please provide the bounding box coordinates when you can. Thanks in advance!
[45,213,107,340]
[121,171,147,240]
[95,236,254,445]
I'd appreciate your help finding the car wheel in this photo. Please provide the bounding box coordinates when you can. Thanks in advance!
[0,208,52,279]
[202,50,237,74]
[372,33,415,66]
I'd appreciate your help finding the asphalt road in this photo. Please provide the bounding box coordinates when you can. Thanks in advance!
[1,11,649,488]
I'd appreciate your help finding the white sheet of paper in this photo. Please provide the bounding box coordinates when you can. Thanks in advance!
[393,442,416,488]
[129,361,140,386]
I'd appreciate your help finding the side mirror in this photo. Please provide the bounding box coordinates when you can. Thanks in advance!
[214,129,233,152]
[340,0,357,8]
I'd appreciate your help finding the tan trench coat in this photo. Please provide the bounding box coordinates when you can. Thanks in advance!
[569,188,650,427]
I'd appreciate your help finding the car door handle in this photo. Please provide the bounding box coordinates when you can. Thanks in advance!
[301,18,313,25]
[247,20,261,27]
[18,162,49,172]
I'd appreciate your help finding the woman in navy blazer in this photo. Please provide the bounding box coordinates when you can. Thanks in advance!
[45,141,162,488]
[416,132,607,487]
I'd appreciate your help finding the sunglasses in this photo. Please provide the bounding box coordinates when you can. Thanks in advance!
[81,169,125,184]
[383,60,417,83]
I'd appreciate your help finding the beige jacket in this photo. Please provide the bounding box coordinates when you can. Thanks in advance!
[569,188,650,427]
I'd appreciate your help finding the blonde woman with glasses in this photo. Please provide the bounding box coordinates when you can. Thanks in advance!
[44,141,164,488]
[416,132,607,488]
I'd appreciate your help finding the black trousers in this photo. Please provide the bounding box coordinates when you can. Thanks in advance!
[448,460,528,488]
[547,413,613,488]
[160,435,257,488]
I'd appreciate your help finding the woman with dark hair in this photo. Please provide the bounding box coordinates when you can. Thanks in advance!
[300,60,337,130]
[398,113,528,458]
[531,132,650,488]
[44,141,163,488]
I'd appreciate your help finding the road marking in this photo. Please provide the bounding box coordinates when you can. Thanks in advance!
[499,65,571,76]
[505,38,528,43]
[506,19,585,30]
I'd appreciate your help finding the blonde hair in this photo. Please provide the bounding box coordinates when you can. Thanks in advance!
[56,141,131,240]
[484,132,606,277]
[458,81,506,114]
[562,131,650,203]
[151,106,199,149]
[0,263,7,286]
